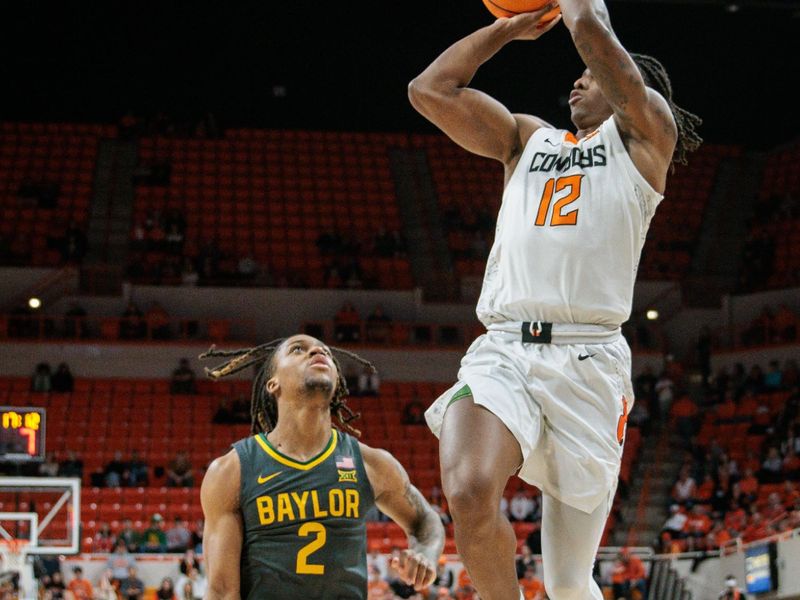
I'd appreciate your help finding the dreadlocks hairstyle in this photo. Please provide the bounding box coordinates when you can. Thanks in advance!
[630,53,703,168]
[198,338,376,437]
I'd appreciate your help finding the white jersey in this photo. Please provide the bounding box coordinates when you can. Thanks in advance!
[476,116,663,328]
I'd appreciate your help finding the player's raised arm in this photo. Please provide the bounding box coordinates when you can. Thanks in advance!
[559,0,677,159]
[360,443,445,591]
[201,450,243,600]
[407,7,560,167]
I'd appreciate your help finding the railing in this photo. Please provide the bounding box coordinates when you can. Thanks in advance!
[0,314,255,343]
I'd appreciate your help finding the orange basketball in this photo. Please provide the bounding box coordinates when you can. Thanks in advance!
[482,0,561,23]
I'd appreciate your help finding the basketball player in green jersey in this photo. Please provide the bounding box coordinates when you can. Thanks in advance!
[199,334,444,600]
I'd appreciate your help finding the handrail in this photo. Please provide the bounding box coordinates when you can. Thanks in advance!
[0,314,254,343]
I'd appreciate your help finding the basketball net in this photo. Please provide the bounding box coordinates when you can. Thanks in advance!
[0,538,34,600]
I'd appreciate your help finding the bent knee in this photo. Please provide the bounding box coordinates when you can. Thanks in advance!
[442,471,502,519]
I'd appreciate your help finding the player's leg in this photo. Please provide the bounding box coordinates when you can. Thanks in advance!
[439,394,523,600]
[540,493,609,600]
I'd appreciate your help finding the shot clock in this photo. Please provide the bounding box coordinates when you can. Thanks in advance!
[0,407,46,462]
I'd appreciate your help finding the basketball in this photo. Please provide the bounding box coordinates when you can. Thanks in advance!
[482,0,561,23]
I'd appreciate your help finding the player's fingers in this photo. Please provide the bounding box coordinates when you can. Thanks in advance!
[414,559,435,590]
[537,14,562,32]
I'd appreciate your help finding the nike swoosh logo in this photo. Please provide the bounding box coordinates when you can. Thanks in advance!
[257,472,282,485]
[578,353,596,361]
[544,138,558,146]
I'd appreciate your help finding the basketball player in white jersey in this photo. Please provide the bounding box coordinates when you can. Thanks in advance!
[408,1,701,599]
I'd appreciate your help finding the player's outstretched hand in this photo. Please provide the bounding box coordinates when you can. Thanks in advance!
[391,549,437,591]
[504,4,562,41]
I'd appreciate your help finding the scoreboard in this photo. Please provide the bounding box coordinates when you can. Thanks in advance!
[0,407,46,462]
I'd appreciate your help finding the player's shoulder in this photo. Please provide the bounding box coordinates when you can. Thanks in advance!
[201,449,241,507]
[512,114,558,149]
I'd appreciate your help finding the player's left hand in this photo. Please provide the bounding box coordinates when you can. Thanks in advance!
[391,549,437,591]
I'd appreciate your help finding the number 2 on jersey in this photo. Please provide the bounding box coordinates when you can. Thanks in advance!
[296,522,326,575]
[534,174,584,227]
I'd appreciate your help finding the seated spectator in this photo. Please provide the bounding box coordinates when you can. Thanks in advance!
[761,447,785,483]
[672,465,697,505]
[519,564,545,600]
[190,519,204,554]
[166,517,192,553]
[118,518,141,552]
[662,504,688,539]
[509,489,534,522]
[212,398,234,424]
[170,358,197,394]
[356,365,380,396]
[365,304,392,344]
[120,566,145,600]
[45,571,67,599]
[333,302,361,343]
[165,223,185,255]
[179,549,201,576]
[742,512,772,543]
[67,566,93,600]
[724,501,748,532]
[515,544,536,580]
[684,504,713,550]
[51,362,74,393]
[103,450,128,488]
[95,569,118,600]
[146,301,171,339]
[167,451,194,487]
[706,520,733,549]
[57,450,84,478]
[237,255,259,281]
[141,513,167,553]
[38,452,60,477]
[738,468,760,501]
[120,301,146,339]
[92,521,116,553]
[126,450,149,486]
[176,567,207,600]
[367,564,390,599]
[31,362,52,392]
[765,360,783,390]
[106,539,137,585]
[181,258,200,286]
[156,577,177,600]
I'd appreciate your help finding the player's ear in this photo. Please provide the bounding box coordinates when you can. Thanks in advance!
[266,376,279,396]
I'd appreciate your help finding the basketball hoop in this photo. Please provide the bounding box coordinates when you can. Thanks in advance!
[0,538,32,598]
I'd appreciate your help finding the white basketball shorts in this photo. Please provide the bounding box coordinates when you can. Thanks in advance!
[425,323,634,514]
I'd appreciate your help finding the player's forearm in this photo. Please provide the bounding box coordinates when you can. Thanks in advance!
[410,19,519,93]
[408,509,446,565]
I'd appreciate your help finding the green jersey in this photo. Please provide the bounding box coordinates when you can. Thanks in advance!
[233,429,376,600]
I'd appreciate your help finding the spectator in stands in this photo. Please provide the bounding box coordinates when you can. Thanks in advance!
[146,301,171,339]
[176,567,207,600]
[125,450,149,486]
[356,364,380,396]
[509,489,534,522]
[333,301,361,343]
[742,512,772,542]
[181,257,199,286]
[30,362,52,392]
[179,548,201,575]
[44,570,67,599]
[685,504,713,550]
[94,569,118,600]
[120,566,145,600]
[38,452,59,477]
[57,450,83,478]
[761,446,784,483]
[141,513,168,552]
[654,370,675,420]
[518,564,544,600]
[671,466,697,506]
[365,304,392,343]
[165,223,185,255]
[93,522,116,553]
[515,544,536,580]
[783,448,800,479]
[764,359,783,390]
[367,564,390,599]
[156,577,177,600]
[51,362,74,393]
[67,566,93,600]
[166,517,192,552]
[120,301,146,339]
[190,519,203,553]
[104,450,128,487]
[118,518,140,552]
[107,539,137,584]
[237,255,259,282]
[170,358,197,394]
[166,451,194,487]
[718,575,744,600]
[662,504,688,539]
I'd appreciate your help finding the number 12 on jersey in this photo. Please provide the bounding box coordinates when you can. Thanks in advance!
[534,174,584,227]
